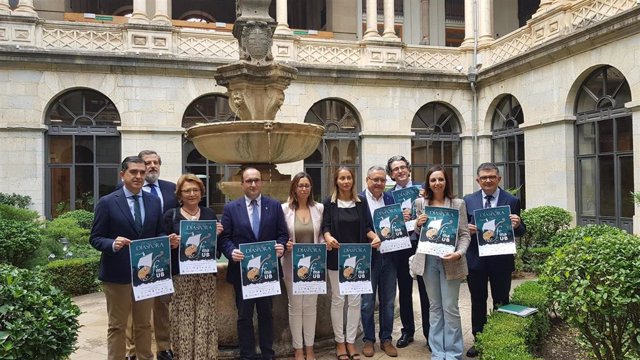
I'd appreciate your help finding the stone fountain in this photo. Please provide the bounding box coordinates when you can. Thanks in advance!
[186,0,324,202]
[185,1,329,358]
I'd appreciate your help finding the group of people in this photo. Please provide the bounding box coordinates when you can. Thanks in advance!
[90,150,525,360]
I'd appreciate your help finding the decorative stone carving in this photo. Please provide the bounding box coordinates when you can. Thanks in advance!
[233,0,277,64]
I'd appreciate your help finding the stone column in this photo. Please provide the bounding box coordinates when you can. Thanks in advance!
[0,0,10,15]
[420,0,430,44]
[274,0,292,35]
[477,0,493,44]
[130,0,149,24]
[13,0,38,16]
[462,0,474,46]
[151,0,171,25]
[538,0,554,11]
[363,0,381,40]
[383,0,400,40]
[627,100,640,234]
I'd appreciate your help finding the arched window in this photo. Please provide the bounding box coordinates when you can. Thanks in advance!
[46,89,121,218]
[575,66,633,231]
[304,99,361,201]
[182,94,238,215]
[492,95,526,207]
[411,102,462,194]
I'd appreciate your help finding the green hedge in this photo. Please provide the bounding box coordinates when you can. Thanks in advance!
[57,210,94,230]
[0,264,80,360]
[0,204,40,222]
[0,219,42,268]
[476,281,549,360]
[44,257,101,296]
[0,193,31,209]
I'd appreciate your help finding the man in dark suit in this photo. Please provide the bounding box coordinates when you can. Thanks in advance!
[90,156,165,360]
[218,167,288,360]
[360,166,398,357]
[386,155,430,350]
[126,150,177,360]
[463,162,526,357]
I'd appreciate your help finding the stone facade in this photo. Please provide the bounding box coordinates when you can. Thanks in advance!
[1,0,639,232]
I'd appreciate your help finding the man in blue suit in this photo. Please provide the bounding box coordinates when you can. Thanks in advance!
[90,156,165,360]
[360,166,398,357]
[463,162,526,357]
[218,167,288,360]
[125,150,178,360]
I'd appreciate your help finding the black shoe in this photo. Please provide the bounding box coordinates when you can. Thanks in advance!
[157,349,174,360]
[396,333,414,348]
[125,356,136,360]
[466,345,479,358]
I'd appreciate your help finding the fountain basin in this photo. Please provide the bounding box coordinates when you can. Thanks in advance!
[186,121,324,164]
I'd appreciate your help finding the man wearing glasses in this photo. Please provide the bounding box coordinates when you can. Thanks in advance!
[386,155,430,351]
[359,166,398,357]
[124,150,178,360]
[218,167,288,360]
[463,162,526,357]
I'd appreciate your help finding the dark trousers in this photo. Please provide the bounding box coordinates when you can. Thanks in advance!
[395,242,430,339]
[233,282,275,360]
[467,268,512,337]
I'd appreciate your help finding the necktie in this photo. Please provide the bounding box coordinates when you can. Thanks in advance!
[132,194,143,233]
[251,199,260,239]
[484,194,494,209]
[148,183,159,197]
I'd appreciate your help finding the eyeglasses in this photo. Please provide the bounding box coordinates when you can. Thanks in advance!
[181,188,201,194]
[297,184,311,189]
[391,165,408,173]
[243,178,261,185]
[479,175,498,182]
[368,177,386,184]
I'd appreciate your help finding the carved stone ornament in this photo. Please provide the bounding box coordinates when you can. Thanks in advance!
[233,0,277,65]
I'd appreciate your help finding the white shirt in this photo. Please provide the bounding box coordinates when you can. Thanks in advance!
[394,180,415,191]
[245,195,262,221]
[142,181,165,210]
[365,188,386,218]
[481,188,500,208]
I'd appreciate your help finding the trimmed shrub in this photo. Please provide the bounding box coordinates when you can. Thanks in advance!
[548,224,627,249]
[0,263,81,360]
[519,206,572,249]
[518,246,553,273]
[541,230,640,360]
[57,209,94,230]
[0,204,39,222]
[0,193,31,209]
[0,219,42,267]
[44,257,101,296]
[43,217,89,246]
[476,280,549,360]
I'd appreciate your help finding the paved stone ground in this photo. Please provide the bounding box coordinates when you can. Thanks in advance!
[71,278,529,359]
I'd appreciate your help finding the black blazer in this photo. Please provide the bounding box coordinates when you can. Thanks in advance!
[116,179,177,213]
[463,188,526,273]
[359,190,394,263]
[90,188,165,284]
[162,206,217,276]
[218,195,288,284]
[322,194,373,270]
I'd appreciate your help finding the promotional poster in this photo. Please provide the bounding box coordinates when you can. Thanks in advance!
[179,220,217,274]
[130,236,174,301]
[417,206,460,256]
[474,205,516,256]
[338,244,372,295]
[374,204,411,253]
[239,240,281,299]
[391,186,420,232]
[292,243,327,295]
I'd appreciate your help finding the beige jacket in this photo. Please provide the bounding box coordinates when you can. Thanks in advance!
[409,197,470,280]
[281,202,325,283]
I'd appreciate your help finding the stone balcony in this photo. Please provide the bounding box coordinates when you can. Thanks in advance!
[0,0,636,75]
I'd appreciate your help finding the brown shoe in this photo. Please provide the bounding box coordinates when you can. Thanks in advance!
[362,341,375,357]
[381,340,398,357]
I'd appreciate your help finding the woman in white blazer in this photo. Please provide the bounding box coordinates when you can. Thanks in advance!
[281,172,325,360]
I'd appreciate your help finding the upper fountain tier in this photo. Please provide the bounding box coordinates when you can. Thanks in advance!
[186,0,323,165]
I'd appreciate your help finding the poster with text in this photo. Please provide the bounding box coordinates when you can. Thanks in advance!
[474,205,516,257]
[130,236,174,301]
[391,187,420,232]
[374,204,411,253]
[179,220,217,275]
[239,240,281,299]
[417,206,459,256]
[338,244,372,295]
[292,243,327,295]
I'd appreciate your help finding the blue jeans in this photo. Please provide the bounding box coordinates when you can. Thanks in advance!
[423,256,463,360]
[361,252,397,343]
